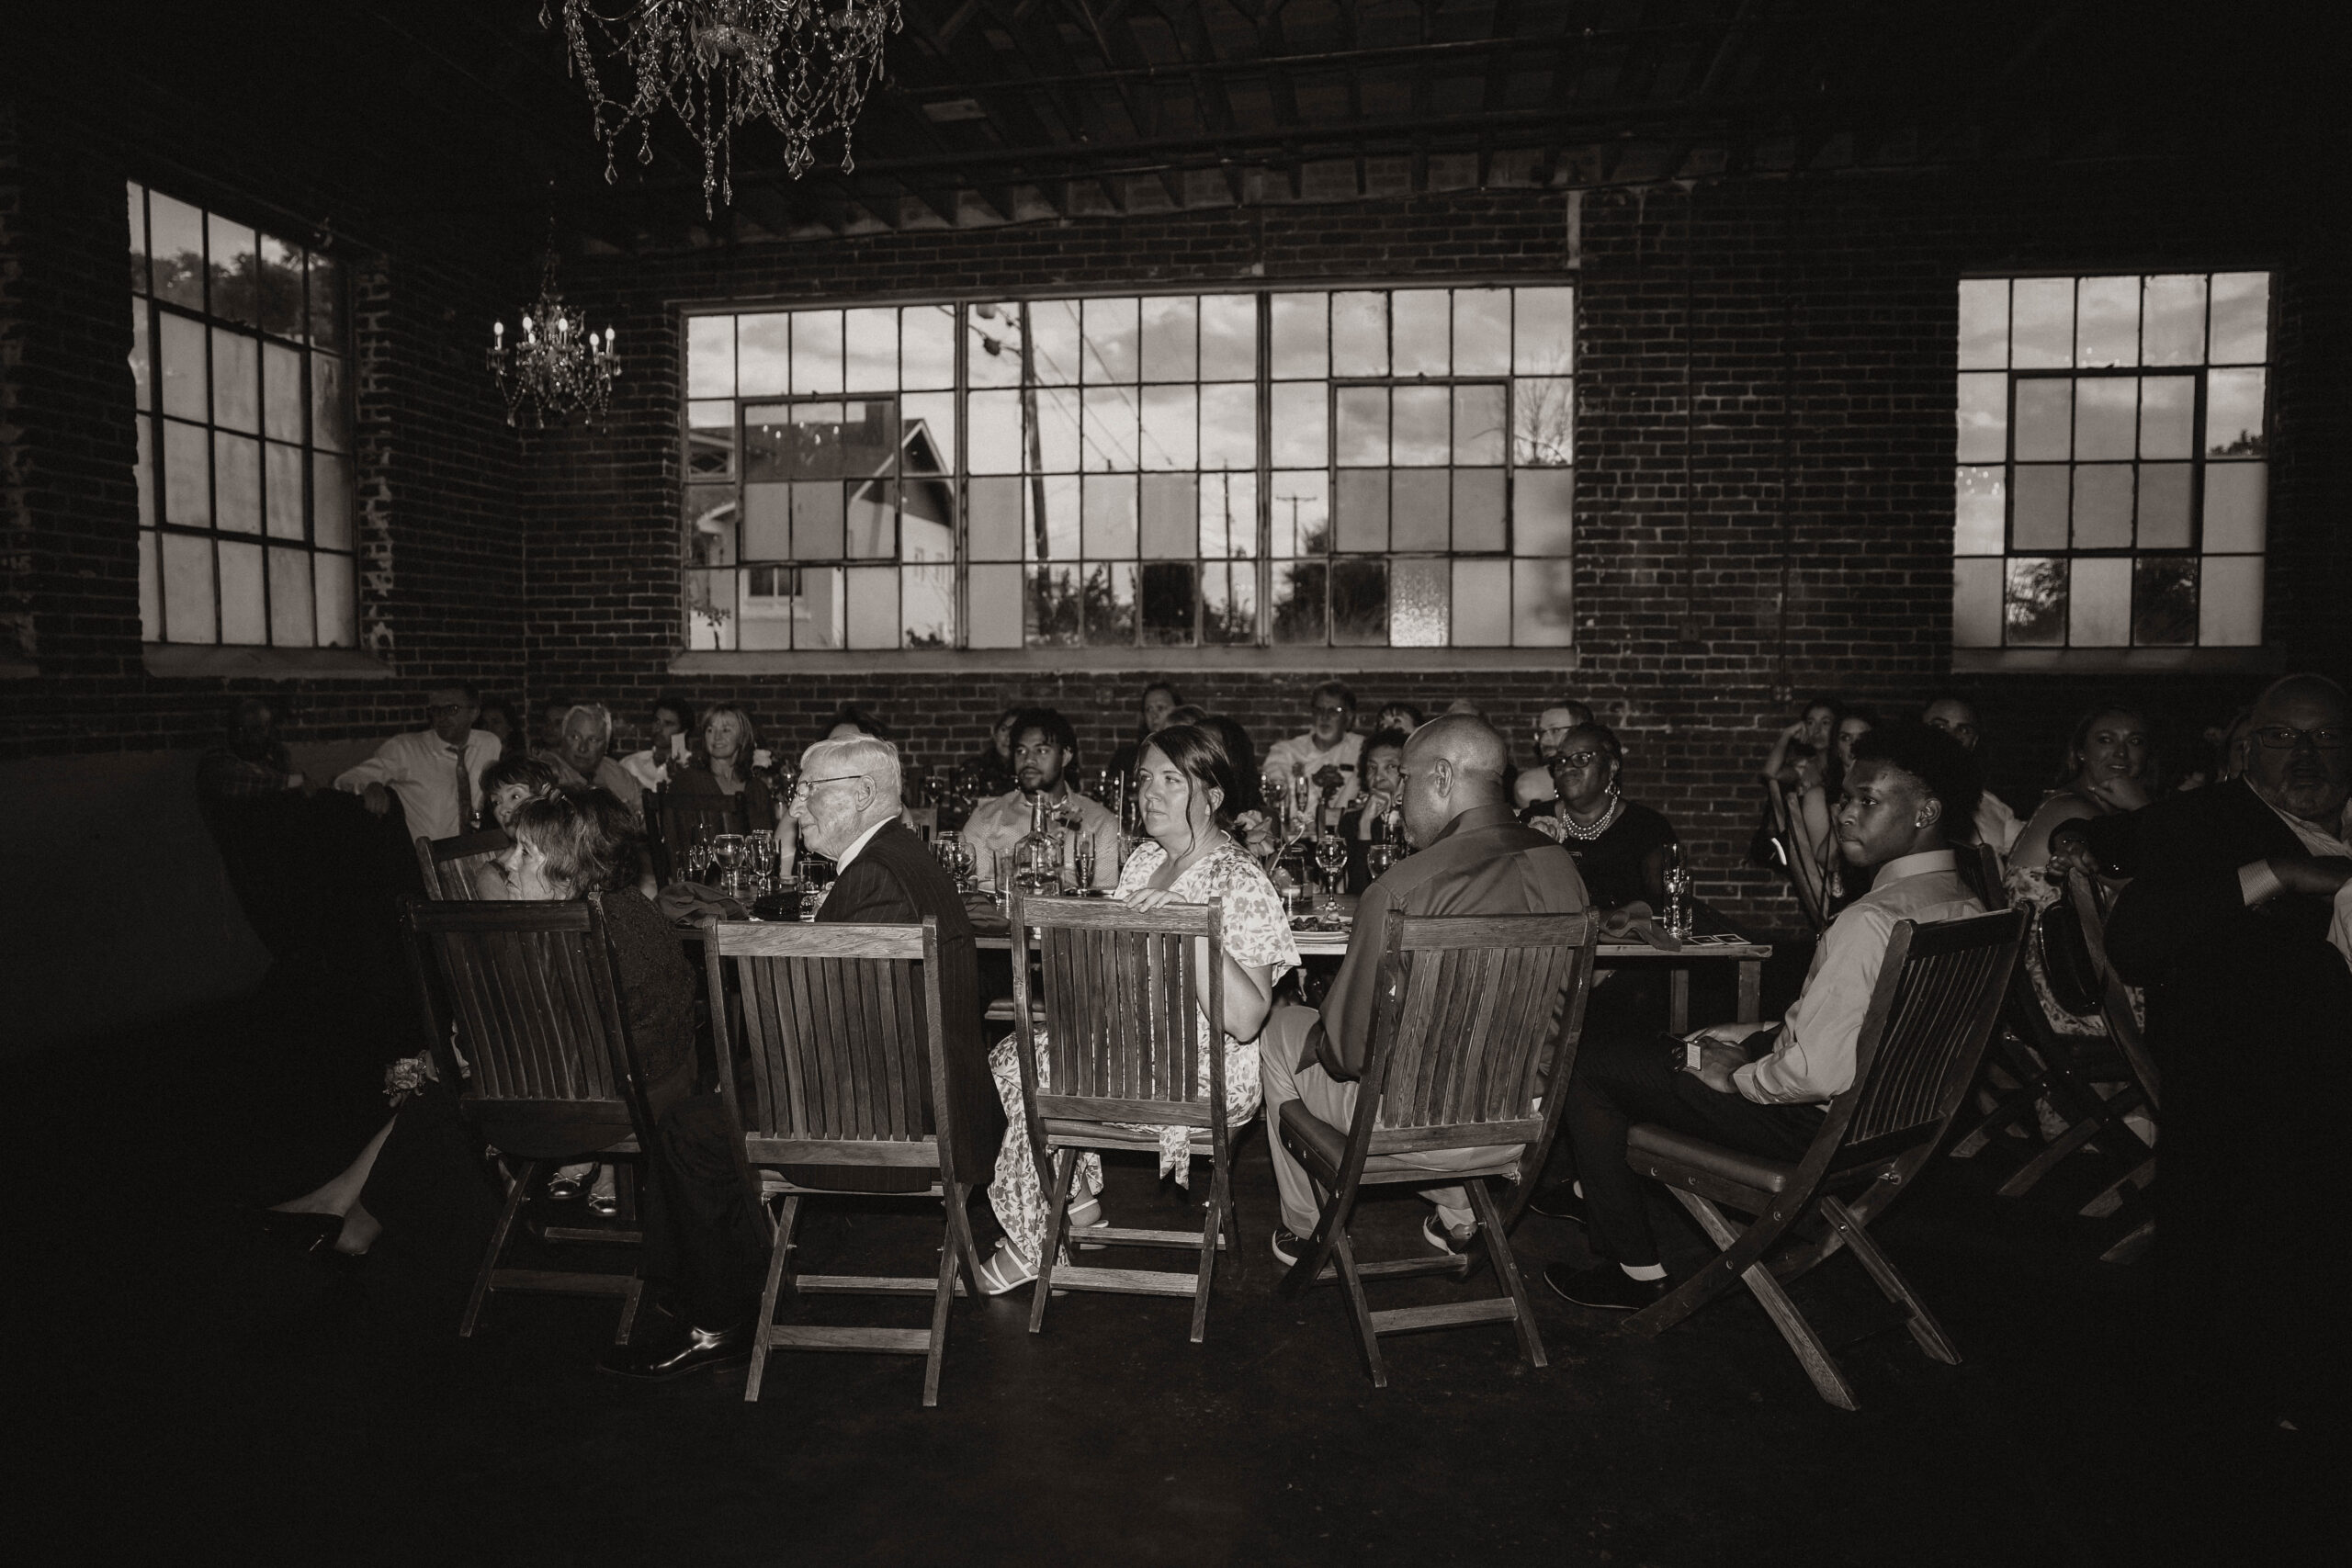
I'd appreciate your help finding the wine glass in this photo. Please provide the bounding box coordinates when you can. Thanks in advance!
[1315,830,1350,924]
[1363,841,1396,883]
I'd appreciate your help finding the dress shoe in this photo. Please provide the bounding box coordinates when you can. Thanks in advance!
[1527,1182,1589,1224]
[1270,1226,1307,1268]
[598,1320,753,1380]
[1543,1260,1668,1312]
[1422,1214,1480,1255]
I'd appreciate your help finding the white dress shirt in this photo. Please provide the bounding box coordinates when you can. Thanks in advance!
[1974,792,2023,859]
[1261,730,1366,812]
[1735,849,1985,1105]
[335,728,502,842]
[959,787,1120,891]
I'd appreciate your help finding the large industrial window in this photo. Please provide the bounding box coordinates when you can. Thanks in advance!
[1953,272,2270,651]
[680,286,1577,652]
[128,181,356,648]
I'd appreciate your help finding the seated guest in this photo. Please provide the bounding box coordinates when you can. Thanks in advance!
[671,701,775,830]
[538,702,644,823]
[198,697,302,804]
[1761,697,1840,788]
[620,694,695,793]
[961,705,1022,797]
[825,703,894,742]
[1516,699,1600,808]
[1259,716,1587,1264]
[976,723,1296,1292]
[1539,723,1985,1308]
[1341,726,1409,893]
[1107,681,1184,782]
[1923,694,2022,859]
[335,683,501,840]
[469,754,562,898]
[1526,724,1679,912]
[475,697,520,761]
[1262,680,1365,824]
[2107,675,2350,1431]
[537,696,572,756]
[2009,704,2154,875]
[1790,706,1876,905]
[1374,701,1424,736]
[959,708,1120,891]
[787,734,999,1197]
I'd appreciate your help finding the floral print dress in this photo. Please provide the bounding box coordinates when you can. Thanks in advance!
[987,837,1299,1263]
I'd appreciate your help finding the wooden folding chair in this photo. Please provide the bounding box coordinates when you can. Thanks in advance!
[705,917,982,1407]
[1007,892,1241,1345]
[2063,867,2160,1262]
[1278,911,1599,1387]
[413,827,512,900]
[1762,783,1831,932]
[398,892,650,1344]
[1623,908,2024,1409]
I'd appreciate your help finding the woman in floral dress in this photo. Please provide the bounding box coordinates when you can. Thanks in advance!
[976,723,1298,1292]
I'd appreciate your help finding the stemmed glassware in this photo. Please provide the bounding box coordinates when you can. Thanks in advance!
[1314,829,1350,925]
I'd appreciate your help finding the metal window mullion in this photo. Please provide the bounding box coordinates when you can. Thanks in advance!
[200,231,222,647]
[956,303,969,650]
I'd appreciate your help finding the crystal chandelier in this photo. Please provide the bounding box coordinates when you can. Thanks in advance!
[548,0,902,215]
[487,246,620,428]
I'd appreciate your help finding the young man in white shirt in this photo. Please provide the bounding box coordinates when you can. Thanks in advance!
[1261,680,1366,821]
[958,707,1120,891]
[1539,722,1987,1311]
[334,683,502,842]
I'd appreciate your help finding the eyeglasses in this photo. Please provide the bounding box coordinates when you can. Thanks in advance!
[787,773,866,799]
[2249,725,2349,752]
[425,703,471,717]
[1552,750,1605,771]
[1312,704,1351,716]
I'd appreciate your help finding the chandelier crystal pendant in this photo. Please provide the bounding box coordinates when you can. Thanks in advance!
[548,0,903,215]
[487,248,620,428]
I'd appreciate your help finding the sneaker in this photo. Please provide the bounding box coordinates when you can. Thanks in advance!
[1422,1214,1479,1255]
[1527,1183,1589,1224]
[1542,1260,1668,1312]
[1270,1226,1307,1268]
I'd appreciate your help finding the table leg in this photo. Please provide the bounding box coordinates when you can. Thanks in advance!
[1668,969,1690,1035]
[1737,960,1761,1023]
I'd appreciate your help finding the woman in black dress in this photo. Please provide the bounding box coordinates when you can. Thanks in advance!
[1526,723,1679,911]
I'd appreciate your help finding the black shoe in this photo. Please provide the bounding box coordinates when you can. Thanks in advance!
[597,1320,753,1381]
[1543,1261,1668,1312]
[1527,1183,1589,1224]
[1270,1227,1307,1268]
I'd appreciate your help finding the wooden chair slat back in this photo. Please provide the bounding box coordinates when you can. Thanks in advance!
[709,920,942,1145]
[1763,784,1830,932]
[1842,910,2024,1146]
[401,897,635,1111]
[1012,894,1223,1112]
[1370,912,1598,1131]
[2061,868,2162,1107]
[416,828,512,901]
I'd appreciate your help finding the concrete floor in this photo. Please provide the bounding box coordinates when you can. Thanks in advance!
[6,973,2324,1565]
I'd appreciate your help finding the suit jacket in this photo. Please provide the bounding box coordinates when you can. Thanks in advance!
[809,820,1001,1186]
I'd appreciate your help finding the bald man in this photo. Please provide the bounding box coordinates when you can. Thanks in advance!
[1259,716,1589,1262]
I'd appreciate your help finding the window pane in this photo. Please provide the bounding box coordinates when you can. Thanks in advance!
[687,399,736,479]
[967,390,1022,473]
[2071,464,2132,549]
[1140,560,1196,645]
[1955,372,2007,463]
[314,552,356,647]
[968,562,1024,648]
[742,483,789,557]
[846,480,896,557]
[2075,276,2138,368]
[269,546,315,646]
[968,477,1023,560]
[128,182,148,295]
[218,539,266,643]
[1957,279,2007,369]
[139,527,161,637]
[215,433,262,534]
[687,490,738,566]
[162,532,214,642]
[2004,557,2066,645]
[1034,387,1080,472]
[1199,294,1256,380]
[2199,555,2263,646]
[1082,474,1138,557]
[1269,471,1329,557]
[1332,291,1387,376]
[1451,384,1505,465]
[1140,473,1196,558]
[900,304,956,389]
[2074,378,2134,460]
[1028,474,1080,559]
[1514,470,1574,556]
[903,562,954,647]
[1391,470,1447,551]
[903,389,955,473]
[2012,466,2067,549]
[1139,384,1197,470]
[305,252,340,345]
[1513,378,1573,465]
[255,235,303,338]
[2138,375,2194,458]
[796,566,846,649]
[739,568,789,649]
[1452,558,1510,645]
[1270,293,1328,378]
[1512,287,1575,375]
[1080,298,1139,383]
[312,453,352,548]
[135,416,154,526]
[736,313,789,395]
[2068,556,2131,646]
[130,303,151,411]
[1390,386,1449,465]
[2203,462,2267,553]
[1336,387,1387,466]
[1391,290,1449,376]
[1082,386,1138,470]
[1139,295,1198,382]
[1027,563,1080,645]
[1955,466,2005,554]
[1953,557,2002,647]
[159,311,206,420]
[266,442,303,538]
[687,315,736,397]
[206,215,257,327]
[2010,277,2074,367]
[1272,559,1327,644]
[968,302,1022,388]
[2206,368,2265,456]
[1330,558,1388,645]
[2136,463,2191,550]
[1202,558,1257,644]
[1271,381,1327,467]
[150,192,206,310]
[844,565,899,648]
[901,487,953,564]
[2132,556,2197,647]
[685,568,736,649]
[211,329,259,433]
[1199,384,1256,469]
[1335,469,1389,552]
[2012,379,2071,460]
[163,419,209,525]
[311,352,348,452]
[1511,559,1574,647]
[2142,275,2206,366]
[792,480,845,558]
[1028,300,1080,384]
[1453,289,1510,376]
[2207,272,2269,364]
[842,307,897,392]
[1390,558,1449,646]
[263,341,302,441]
[792,310,843,392]
[1453,469,1505,552]
[1201,471,1255,558]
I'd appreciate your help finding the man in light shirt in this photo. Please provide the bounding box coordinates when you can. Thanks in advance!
[1540,723,1985,1311]
[1261,680,1365,820]
[1922,694,2023,860]
[959,707,1119,891]
[334,683,501,842]
[539,701,645,823]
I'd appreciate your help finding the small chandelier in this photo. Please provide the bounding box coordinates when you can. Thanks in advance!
[488,244,620,428]
[548,0,902,215]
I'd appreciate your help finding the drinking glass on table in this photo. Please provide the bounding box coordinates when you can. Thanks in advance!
[1315,830,1349,923]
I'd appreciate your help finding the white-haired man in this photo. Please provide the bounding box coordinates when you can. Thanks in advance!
[538,701,644,821]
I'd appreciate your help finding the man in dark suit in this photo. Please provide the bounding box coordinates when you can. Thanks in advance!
[2108,673,2351,1431]
[790,735,1001,1192]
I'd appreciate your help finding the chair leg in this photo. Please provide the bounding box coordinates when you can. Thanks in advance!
[1465,1178,1545,1370]
[743,1194,800,1404]
[2098,1214,2155,1266]
[1028,1149,1079,1336]
[922,1219,958,1408]
[1329,1226,1386,1389]
[1279,1168,1351,1300]
[460,1157,537,1338]
[1655,1189,1858,1411]
[1996,1110,2108,1198]
[2080,1154,2155,1219]
[942,1181,985,1294]
[1820,1194,1958,1366]
[1188,1156,1223,1345]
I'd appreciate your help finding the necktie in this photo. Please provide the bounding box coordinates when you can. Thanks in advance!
[453,744,473,831]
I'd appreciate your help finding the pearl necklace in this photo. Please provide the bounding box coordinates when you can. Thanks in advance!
[1557,794,1623,842]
